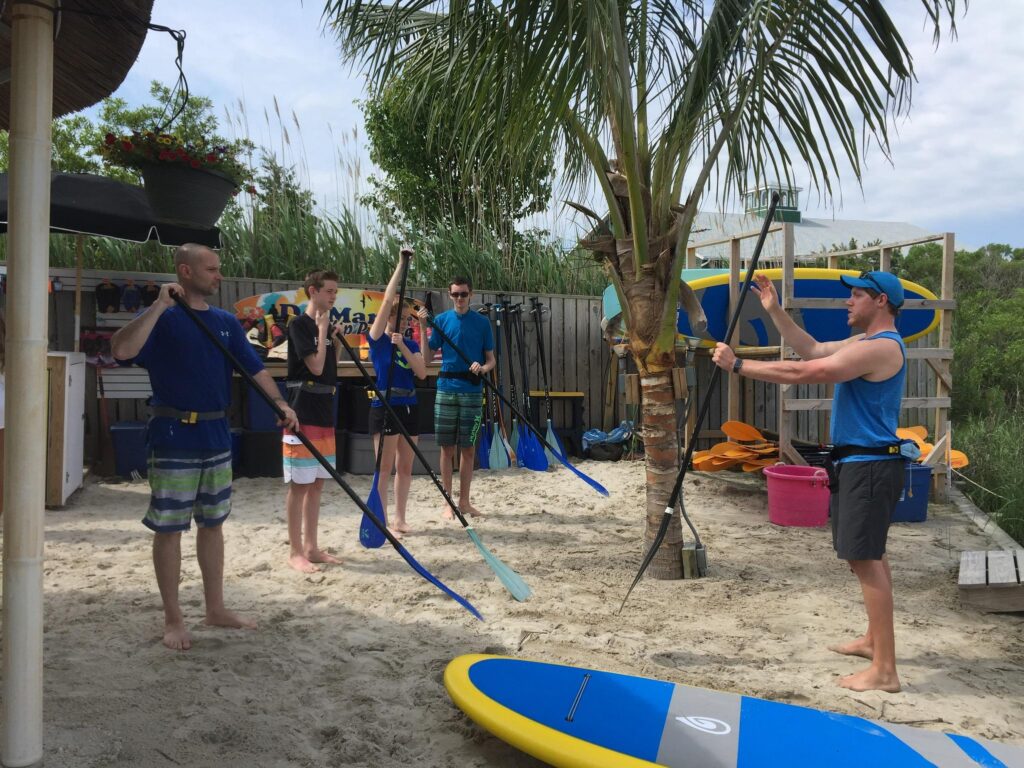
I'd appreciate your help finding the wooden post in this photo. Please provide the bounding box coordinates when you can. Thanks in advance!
[880,246,893,273]
[933,232,955,500]
[686,245,697,269]
[778,223,804,464]
[727,238,741,424]
[3,3,54,766]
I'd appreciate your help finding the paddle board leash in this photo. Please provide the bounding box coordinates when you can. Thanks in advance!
[171,293,482,620]
[361,248,413,548]
[422,301,608,497]
[530,298,566,461]
[619,192,780,611]
[333,330,531,601]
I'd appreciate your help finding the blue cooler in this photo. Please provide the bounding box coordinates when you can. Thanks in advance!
[110,421,148,478]
[892,463,932,522]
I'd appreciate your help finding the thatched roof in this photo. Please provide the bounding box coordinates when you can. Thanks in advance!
[0,0,154,130]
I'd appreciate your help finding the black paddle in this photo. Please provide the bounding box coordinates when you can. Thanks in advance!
[170,293,482,620]
[619,192,781,611]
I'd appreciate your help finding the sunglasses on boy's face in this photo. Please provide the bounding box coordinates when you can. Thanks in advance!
[450,291,470,298]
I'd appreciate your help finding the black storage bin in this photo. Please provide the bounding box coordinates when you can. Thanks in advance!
[239,430,283,478]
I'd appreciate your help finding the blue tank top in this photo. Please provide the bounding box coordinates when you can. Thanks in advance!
[829,330,906,463]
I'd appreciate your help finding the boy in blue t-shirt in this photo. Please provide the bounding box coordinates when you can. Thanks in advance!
[418,276,495,520]
[112,244,297,652]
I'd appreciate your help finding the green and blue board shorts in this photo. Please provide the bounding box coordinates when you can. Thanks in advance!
[143,448,233,533]
[434,391,483,448]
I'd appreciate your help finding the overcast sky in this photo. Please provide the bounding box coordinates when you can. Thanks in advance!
[113,2,1023,250]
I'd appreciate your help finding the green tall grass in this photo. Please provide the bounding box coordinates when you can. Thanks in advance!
[955,410,1024,545]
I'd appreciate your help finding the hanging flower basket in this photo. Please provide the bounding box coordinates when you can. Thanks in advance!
[141,163,237,229]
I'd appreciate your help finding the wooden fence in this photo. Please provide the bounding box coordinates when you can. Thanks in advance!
[19,267,609,463]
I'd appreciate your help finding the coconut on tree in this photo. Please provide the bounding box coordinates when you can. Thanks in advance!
[321,0,959,580]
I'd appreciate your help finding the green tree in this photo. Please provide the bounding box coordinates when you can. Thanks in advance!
[361,72,554,242]
[324,0,959,579]
[0,114,106,173]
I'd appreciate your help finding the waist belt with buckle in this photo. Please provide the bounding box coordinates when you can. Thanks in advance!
[439,370,481,385]
[368,387,416,400]
[287,380,337,395]
[151,406,226,424]
[825,444,902,491]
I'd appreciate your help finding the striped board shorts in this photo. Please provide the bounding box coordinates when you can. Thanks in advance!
[434,391,483,447]
[144,449,233,533]
[282,424,336,484]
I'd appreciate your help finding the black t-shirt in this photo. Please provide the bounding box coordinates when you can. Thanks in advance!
[286,314,338,427]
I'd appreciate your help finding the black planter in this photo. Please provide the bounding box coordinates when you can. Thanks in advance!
[141,163,236,229]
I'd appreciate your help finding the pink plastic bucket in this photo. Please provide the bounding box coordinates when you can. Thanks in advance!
[762,464,830,527]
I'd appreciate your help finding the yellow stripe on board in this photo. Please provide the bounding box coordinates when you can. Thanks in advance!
[444,654,663,768]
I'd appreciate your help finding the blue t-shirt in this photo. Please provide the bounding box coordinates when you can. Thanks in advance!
[124,305,264,451]
[829,330,906,463]
[368,331,420,407]
[428,309,494,393]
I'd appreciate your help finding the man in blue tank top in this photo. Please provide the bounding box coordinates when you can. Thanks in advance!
[712,270,907,694]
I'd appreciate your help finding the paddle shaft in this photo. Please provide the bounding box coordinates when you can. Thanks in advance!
[667,191,781,510]
[530,298,555,422]
[169,295,404,551]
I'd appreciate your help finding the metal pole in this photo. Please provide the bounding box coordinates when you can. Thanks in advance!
[3,2,54,765]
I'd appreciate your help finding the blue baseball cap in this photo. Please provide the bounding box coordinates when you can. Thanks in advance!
[840,270,905,309]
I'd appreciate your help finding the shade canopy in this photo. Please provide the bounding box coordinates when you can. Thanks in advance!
[0,0,155,130]
[0,172,222,248]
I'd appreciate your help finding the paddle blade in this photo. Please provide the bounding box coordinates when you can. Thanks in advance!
[520,431,548,472]
[394,542,483,620]
[950,449,969,469]
[467,528,531,602]
[360,473,387,549]
[721,420,765,443]
[509,419,520,462]
[619,511,673,612]
[544,420,565,463]
[488,430,510,469]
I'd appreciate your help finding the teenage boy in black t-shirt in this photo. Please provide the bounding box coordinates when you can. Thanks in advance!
[282,269,343,573]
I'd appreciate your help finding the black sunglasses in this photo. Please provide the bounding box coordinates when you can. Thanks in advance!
[450,291,470,298]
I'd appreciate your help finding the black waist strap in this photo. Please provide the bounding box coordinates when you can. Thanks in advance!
[286,380,337,395]
[368,387,416,399]
[829,444,902,461]
[151,406,226,424]
[439,370,481,384]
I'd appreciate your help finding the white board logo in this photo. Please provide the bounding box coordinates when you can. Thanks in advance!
[675,716,732,736]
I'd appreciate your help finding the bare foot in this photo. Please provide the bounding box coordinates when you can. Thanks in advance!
[204,608,257,631]
[163,620,191,651]
[441,506,455,521]
[288,554,320,574]
[828,637,874,660]
[387,527,404,540]
[836,667,901,693]
[461,503,485,518]
[306,549,342,565]
[392,521,412,534]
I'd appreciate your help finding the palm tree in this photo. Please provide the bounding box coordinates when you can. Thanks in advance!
[322,0,959,579]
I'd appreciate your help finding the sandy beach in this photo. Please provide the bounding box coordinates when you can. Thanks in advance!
[18,459,1024,766]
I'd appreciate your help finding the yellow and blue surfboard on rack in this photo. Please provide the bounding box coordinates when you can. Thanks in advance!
[602,268,940,348]
[445,655,1023,767]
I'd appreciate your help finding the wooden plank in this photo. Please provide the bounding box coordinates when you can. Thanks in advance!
[690,223,784,249]
[987,551,1019,587]
[577,296,590,428]
[563,297,578,408]
[786,297,955,310]
[958,551,987,588]
[904,347,953,360]
[805,233,946,258]
[589,299,603,431]
[548,296,566,428]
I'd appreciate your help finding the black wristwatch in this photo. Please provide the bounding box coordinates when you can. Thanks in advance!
[732,357,743,374]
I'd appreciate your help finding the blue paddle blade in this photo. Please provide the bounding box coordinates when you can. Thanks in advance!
[477,424,491,469]
[545,420,566,463]
[396,543,483,620]
[519,430,548,472]
[360,472,387,548]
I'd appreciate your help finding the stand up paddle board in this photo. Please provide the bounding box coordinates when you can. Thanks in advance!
[445,655,1023,767]
[602,268,940,348]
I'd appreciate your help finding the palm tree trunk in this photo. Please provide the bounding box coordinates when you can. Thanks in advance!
[638,367,684,579]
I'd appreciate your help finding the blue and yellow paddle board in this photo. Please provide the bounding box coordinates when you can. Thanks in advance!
[445,655,1023,767]
[602,268,940,348]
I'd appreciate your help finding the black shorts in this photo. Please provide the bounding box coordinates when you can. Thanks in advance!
[830,460,906,561]
[368,403,419,437]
